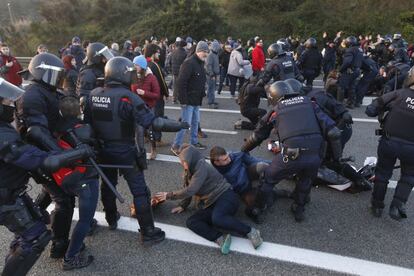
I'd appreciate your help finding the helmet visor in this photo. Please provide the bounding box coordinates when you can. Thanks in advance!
[36,63,65,88]
[0,78,25,101]
[96,46,114,61]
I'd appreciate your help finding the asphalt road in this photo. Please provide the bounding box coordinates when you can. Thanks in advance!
[1,78,413,276]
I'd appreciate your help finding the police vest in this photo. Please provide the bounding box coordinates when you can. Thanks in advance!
[384,88,414,143]
[0,123,30,189]
[89,87,135,142]
[274,55,295,80]
[274,96,321,143]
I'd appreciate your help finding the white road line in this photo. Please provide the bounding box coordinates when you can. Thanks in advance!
[201,128,238,135]
[57,206,414,276]
[166,106,380,123]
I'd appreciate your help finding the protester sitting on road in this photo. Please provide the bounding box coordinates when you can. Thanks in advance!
[155,144,263,254]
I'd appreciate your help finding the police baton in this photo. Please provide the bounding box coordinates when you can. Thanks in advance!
[67,129,125,203]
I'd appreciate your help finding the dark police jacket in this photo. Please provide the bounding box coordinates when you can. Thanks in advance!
[340,46,363,73]
[85,84,155,143]
[253,95,336,149]
[0,122,48,190]
[366,88,414,143]
[76,65,104,98]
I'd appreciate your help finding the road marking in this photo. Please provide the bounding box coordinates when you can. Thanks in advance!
[55,206,414,276]
[166,106,380,123]
[201,128,238,135]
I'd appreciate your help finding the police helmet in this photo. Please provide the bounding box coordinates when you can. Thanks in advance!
[393,33,402,40]
[403,67,414,89]
[104,56,137,87]
[285,78,304,95]
[267,43,284,59]
[305,38,317,49]
[277,38,291,52]
[344,36,358,48]
[267,81,292,106]
[28,53,65,88]
[84,42,114,66]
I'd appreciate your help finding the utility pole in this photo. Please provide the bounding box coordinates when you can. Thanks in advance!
[7,2,14,25]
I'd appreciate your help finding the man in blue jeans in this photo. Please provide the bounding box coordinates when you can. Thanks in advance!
[171,41,210,155]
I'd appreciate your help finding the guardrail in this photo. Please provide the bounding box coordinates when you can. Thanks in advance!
[16,57,32,68]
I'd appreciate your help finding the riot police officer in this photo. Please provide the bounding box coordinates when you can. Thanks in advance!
[76,42,114,99]
[355,54,379,106]
[338,36,363,109]
[84,57,188,245]
[0,79,94,275]
[366,68,414,220]
[20,53,79,258]
[388,44,410,65]
[257,43,302,87]
[383,61,410,94]
[241,81,342,222]
[297,38,322,90]
[287,78,371,192]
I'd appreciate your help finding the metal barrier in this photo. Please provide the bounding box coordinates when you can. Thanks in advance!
[16,57,32,68]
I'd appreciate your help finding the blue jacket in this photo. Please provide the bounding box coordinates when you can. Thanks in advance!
[213,152,268,194]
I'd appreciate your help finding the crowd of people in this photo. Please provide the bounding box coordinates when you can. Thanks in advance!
[0,30,414,275]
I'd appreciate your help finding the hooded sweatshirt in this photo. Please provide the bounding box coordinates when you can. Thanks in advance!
[205,41,220,77]
[167,144,230,209]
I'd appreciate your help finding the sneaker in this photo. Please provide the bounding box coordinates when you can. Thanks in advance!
[216,234,232,255]
[234,119,242,130]
[192,142,207,150]
[247,228,263,249]
[170,145,181,156]
[62,253,94,271]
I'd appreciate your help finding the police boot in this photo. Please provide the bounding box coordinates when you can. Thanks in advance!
[62,253,94,271]
[346,98,354,109]
[370,199,385,218]
[389,201,407,221]
[389,181,414,220]
[290,203,305,222]
[135,195,165,247]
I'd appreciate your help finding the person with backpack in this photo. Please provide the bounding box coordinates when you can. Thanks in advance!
[234,76,267,130]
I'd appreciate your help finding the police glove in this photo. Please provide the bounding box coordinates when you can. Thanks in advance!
[43,145,95,173]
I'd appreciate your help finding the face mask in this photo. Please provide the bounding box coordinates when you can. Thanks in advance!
[0,105,15,123]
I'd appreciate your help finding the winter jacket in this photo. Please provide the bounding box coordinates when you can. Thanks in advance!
[131,68,160,108]
[171,47,187,76]
[213,152,267,194]
[63,45,85,71]
[219,50,231,69]
[252,44,265,72]
[228,48,251,77]
[167,145,231,209]
[0,55,22,86]
[177,54,206,106]
[205,41,220,77]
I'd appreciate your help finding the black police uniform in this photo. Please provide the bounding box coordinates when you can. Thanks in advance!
[306,89,371,191]
[338,45,363,108]
[297,48,322,88]
[261,54,300,84]
[76,65,104,98]
[356,56,379,105]
[242,91,340,221]
[85,81,168,242]
[384,62,410,93]
[366,87,414,219]
[237,82,267,130]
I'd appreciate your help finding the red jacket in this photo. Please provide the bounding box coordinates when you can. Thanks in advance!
[252,45,265,72]
[0,55,22,86]
[131,72,160,108]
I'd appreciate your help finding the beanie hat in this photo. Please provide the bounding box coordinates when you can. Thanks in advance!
[196,41,209,53]
[133,55,147,70]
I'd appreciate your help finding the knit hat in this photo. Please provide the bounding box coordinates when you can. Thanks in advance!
[133,55,147,70]
[196,41,209,53]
